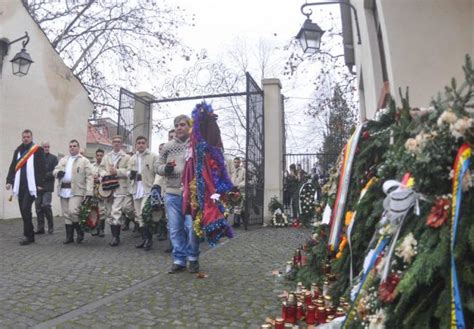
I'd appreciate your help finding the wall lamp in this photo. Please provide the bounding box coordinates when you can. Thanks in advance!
[0,32,34,77]
[296,1,361,54]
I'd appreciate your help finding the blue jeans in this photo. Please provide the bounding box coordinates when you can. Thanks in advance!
[165,193,200,266]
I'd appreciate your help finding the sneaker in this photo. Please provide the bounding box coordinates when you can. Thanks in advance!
[168,264,186,274]
[188,261,200,273]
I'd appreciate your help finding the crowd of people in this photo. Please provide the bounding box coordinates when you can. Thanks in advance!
[283,162,328,220]
[5,115,225,274]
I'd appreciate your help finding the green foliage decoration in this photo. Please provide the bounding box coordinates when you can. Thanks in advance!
[290,55,474,328]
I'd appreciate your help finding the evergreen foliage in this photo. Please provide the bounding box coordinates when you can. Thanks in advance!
[293,55,474,328]
[318,85,357,170]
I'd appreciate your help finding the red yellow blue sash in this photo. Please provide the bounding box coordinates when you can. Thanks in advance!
[450,143,471,328]
[15,144,39,172]
[329,124,364,251]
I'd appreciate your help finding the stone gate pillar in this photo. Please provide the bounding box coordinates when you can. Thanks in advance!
[262,79,284,225]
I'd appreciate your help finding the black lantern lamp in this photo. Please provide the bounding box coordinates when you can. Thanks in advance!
[10,47,33,76]
[297,1,361,54]
[296,18,325,54]
[0,32,33,77]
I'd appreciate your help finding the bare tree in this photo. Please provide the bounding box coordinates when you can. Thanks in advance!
[24,0,193,117]
[214,36,282,158]
[283,11,358,118]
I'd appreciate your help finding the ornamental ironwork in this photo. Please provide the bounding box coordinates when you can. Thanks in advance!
[244,73,264,227]
[158,59,241,98]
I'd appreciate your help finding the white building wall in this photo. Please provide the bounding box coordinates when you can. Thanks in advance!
[350,0,474,119]
[353,0,384,120]
[0,1,93,219]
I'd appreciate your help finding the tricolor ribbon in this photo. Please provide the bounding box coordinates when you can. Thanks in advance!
[15,143,39,172]
[329,124,364,251]
[347,177,377,284]
[450,143,471,329]
[343,236,389,328]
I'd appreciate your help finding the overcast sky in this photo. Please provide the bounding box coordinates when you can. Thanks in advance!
[146,0,343,154]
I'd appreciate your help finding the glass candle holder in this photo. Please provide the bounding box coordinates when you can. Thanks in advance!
[296,302,304,321]
[316,306,326,324]
[275,317,285,329]
[306,305,316,325]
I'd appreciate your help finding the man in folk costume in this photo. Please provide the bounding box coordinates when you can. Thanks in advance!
[91,148,109,237]
[129,136,159,251]
[53,140,94,244]
[100,135,134,246]
[157,115,200,274]
[34,142,58,234]
[6,129,46,246]
[230,156,246,228]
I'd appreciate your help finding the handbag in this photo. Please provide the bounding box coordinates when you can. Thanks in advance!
[101,175,119,191]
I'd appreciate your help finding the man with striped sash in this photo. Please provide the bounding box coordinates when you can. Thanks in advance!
[6,129,46,246]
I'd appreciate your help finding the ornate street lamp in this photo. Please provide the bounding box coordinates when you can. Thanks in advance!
[296,18,325,54]
[297,1,361,54]
[0,32,33,77]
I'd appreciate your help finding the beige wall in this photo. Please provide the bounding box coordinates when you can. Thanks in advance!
[352,0,474,120]
[0,1,93,219]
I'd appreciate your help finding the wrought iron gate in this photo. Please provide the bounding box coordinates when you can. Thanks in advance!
[117,65,265,227]
[244,73,264,226]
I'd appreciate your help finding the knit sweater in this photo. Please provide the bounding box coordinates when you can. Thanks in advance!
[156,137,190,196]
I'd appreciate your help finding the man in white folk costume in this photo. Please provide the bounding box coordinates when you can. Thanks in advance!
[91,148,110,237]
[100,135,134,246]
[53,140,94,244]
[129,136,159,251]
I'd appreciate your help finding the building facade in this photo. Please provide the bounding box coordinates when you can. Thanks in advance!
[342,0,474,120]
[0,0,93,219]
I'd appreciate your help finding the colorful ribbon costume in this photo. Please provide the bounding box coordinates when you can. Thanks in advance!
[182,102,234,246]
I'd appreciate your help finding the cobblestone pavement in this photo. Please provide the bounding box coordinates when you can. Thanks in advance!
[0,217,310,328]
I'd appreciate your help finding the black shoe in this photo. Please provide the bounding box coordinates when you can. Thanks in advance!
[63,224,74,244]
[109,225,121,247]
[143,233,153,251]
[74,223,84,243]
[109,236,120,247]
[19,237,34,246]
[168,264,186,274]
[122,218,131,231]
[136,227,145,248]
[132,222,139,233]
[188,261,200,273]
[98,220,105,237]
[47,227,54,234]
[34,229,45,235]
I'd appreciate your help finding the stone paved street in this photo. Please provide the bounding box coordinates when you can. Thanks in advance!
[0,217,310,328]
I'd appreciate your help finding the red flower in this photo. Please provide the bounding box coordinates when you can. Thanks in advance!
[426,197,450,228]
[362,131,370,140]
[379,273,400,303]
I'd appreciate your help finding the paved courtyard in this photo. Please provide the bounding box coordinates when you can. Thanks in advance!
[0,217,310,328]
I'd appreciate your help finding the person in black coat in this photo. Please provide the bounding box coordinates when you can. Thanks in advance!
[5,129,46,245]
[34,142,58,234]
